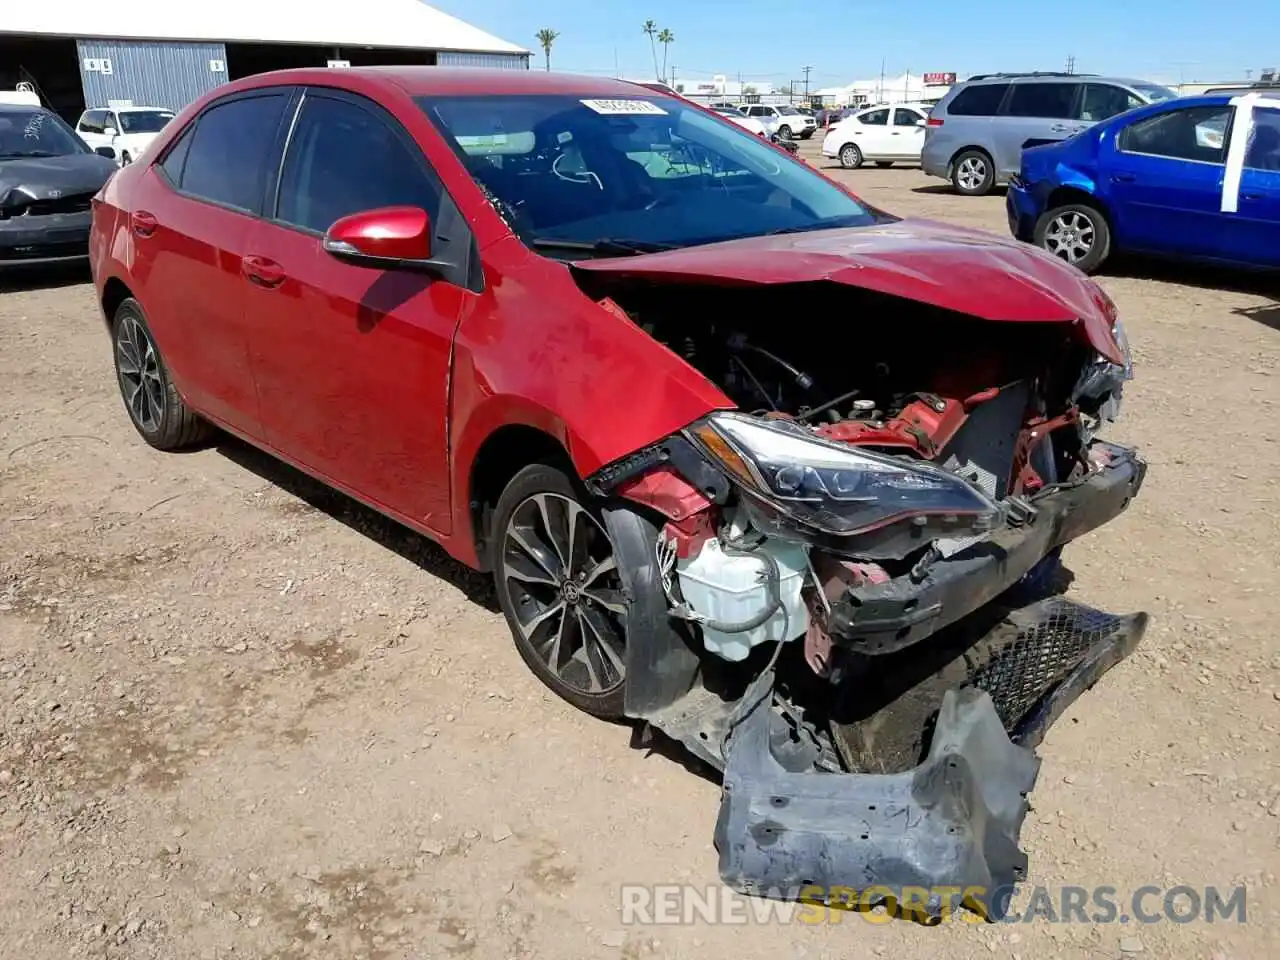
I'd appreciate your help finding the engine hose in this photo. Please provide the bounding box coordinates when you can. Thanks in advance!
[669,536,784,634]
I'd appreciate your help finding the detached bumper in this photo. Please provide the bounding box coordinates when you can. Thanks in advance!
[828,443,1146,656]
[0,210,92,268]
[717,596,1149,917]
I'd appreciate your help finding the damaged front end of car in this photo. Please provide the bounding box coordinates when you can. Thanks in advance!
[585,281,1146,919]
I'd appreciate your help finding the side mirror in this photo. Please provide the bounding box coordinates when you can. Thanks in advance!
[322,206,440,271]
[94,146,116,158]
[103,126,118,137]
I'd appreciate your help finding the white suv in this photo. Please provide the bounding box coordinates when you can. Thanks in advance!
[76,106,175,165]
[739,104,818,140]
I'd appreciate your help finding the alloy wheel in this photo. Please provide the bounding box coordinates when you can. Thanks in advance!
[115,313,165,433]
[1043,211,1096,265]
[500,493,627,695]
[956,156,987,192]
[839,144,861,168]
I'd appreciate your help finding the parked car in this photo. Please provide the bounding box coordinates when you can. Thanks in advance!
[922,72,1177,195]
[1008,93,1280,273]
[76,106,176,165]
[822,102,932,168]
[739,103,818,139]
[0,103,118,270]
[713,107,767,136]
[91,67,1146,913]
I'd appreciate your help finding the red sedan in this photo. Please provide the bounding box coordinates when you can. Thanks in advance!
[90,67,1147,913]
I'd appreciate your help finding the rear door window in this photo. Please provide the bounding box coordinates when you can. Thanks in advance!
[177,93,289,213]
[1005,82,1080,119]
[1078,84,1145,122]
[894,108,924,126]
[947,83,1010,116]
[275,92,440,234]
[1244,107,1280,171]
[1119,105,1231,163]
[859,108,889,125]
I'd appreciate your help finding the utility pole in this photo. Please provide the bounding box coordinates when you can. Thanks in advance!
[802,65,812,102]
[670,64,677,91]
[1065,54,1075,75]
[879,57,886,104]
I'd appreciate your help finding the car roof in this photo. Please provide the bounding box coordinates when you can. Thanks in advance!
[234,66,678,99]
[0,103,47,113]
[963,74,1158,88]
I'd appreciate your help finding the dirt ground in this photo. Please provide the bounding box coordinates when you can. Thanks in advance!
[1,143,1278,960]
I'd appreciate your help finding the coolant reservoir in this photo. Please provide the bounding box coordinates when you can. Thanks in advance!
[675,538,810,662]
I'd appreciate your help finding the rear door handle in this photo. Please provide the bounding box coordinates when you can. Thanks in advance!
[130,210,158,238]
[241,255,286,288]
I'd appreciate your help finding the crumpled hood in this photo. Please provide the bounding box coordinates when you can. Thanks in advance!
[574,218,1124,365]
[0,153,117,209]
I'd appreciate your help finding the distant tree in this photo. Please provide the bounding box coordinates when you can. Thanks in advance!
[535,28,559,72]
[657,29,675,84]
[743,84,758,95]
[642,20,660,81]
[776,83,793,98]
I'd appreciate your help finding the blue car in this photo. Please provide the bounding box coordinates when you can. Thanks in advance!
[1007,93,1280,273]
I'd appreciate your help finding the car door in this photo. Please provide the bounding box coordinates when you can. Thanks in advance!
[990,81,1082,176]
[1222,104,1280,266]
[76,110,105,150]
[242,88,471,532]
[891,107,926,160]
[849,107,891,157]
[1103,103,1232,259]
[128,89,294,438]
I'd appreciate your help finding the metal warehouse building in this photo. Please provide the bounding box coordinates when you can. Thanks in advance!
[1,0,530,122]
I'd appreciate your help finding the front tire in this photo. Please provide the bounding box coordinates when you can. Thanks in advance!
[111,298,213,449]
[1034,203,1112,274]
[838,143,863,169]
[491,464,629,718]
[777,124,793,140]
[951,149,995,196]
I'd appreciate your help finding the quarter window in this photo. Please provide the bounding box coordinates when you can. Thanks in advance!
[1119,105,1231,163]
[947,83,1010,116]
[275,94,439,234]
[859,109,889,125]
[1005,82,1080,119]
[178,94,288,212]
[158,125,195,184]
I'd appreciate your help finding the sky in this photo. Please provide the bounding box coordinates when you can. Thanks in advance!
[429,0,1278,89]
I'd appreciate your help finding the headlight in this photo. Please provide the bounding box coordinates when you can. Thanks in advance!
[687,412,999,537]
[1074,316,1132,430]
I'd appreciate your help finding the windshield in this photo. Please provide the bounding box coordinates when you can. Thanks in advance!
[119,110,174,133]
[1132,83,1178,103]
[0,108,87,158]
[419,94,878,254]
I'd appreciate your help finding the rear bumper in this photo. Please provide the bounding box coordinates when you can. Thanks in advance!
[920,139,952,178]
[1006,177,1043,242]
[826,442,1145,655]
[0,210,92,269]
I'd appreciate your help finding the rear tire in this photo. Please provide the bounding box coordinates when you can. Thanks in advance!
[951,149,995,196]
[838,143,863,169]
[1033,202,1112,274]
[120,151,132,165]
[111,298,213,450]
[491,464,630,719]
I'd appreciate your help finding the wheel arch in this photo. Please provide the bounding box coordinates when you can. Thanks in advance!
[100,276,133,329]
[948,144,994,171]
[1044,185,1113,227]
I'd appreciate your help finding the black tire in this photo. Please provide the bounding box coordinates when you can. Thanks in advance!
[951,148,995,196]
[120,152,132,165]
[491,464,630,718]
[777,124,793,140]
[111,298,213,450]
[1033,202,1112,274]
[800,130,814,140]
[838,143,863,169]
[875,160,893,168]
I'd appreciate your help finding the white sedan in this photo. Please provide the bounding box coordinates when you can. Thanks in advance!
[822,103,931,169]
[713,108,768,137]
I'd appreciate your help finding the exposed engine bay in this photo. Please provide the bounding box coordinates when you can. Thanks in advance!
[581,275,1147,917]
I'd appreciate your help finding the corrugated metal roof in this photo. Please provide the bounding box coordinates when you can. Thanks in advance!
[2,0,528,55]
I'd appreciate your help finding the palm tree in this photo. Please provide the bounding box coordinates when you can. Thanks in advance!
[642,20,660,82]
[657,29,675,84]
[535,28,559,72]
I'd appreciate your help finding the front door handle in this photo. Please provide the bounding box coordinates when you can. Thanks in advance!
[1112,172,1137,183]
[241,255,286,288]
[1241,192,1263,201]
[130,210,157,238]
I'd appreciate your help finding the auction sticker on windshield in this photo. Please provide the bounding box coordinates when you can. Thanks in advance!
[580,99,668,116]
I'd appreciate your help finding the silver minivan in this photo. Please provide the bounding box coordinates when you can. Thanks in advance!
[921,73,1176,195]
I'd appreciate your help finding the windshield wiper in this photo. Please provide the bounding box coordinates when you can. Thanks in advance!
[530,237,676,257]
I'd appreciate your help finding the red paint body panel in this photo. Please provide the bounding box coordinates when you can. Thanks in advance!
[89,66,1125,574]
[575,219,1126,365]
